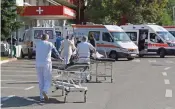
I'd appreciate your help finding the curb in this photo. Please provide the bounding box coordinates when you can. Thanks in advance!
[0,58,17,65]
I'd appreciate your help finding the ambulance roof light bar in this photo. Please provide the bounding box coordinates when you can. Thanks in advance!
[126,23,133,25]
[147,23,156,25]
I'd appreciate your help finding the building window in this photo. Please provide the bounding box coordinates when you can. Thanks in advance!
[36,0,39,6]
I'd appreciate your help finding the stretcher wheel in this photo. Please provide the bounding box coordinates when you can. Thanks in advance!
[111,79,113,83]
[64,91,68,103]
[84,91,87,103]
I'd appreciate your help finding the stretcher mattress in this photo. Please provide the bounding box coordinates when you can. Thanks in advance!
[58,63,90,71]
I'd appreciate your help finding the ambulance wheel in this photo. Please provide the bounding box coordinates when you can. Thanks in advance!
[127,57,134,61]
[109,51,118,60]
[28,49,33,59]
[139,54,144,58]
[159,49,165,58]
[21,50,25,58]
[28,54,32,59]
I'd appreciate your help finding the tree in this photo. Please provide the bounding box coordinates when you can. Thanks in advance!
[1,0,23,40]
[85,0,169,25]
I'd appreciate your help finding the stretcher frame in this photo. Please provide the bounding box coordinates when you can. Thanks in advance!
[90,58,114,83]
[52,63,90,103]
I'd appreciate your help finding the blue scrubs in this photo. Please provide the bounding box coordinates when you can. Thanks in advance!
[56,37,63,51]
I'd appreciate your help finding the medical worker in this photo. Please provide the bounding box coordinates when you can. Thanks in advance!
[77,36,96,63]
[60,36,76,64]
[35,34,63,102]
[76,36,96,81]
[56,33,63,51]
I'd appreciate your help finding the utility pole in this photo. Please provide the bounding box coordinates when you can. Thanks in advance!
[173,6,175,24]
[78,0,80,24]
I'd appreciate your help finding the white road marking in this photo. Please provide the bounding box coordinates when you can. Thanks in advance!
[1,95,15,102]
[0,80,38,83]
[1,87,26,89]
[1,70,36,73]
[165,89,172,97]
[165,107,174,109]
[1,75,36,77]
[148,60,156,63]
[164,79,170,85]
[24,86,35,90]
[165,61,174,64]
[164,67,171,70]
[132,59,140,62]
[162,72,167,76]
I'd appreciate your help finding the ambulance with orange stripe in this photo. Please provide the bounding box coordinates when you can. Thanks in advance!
[21,27,56,59]
[163,26,175,37]
[121,24,175,58]
[72,24,139,60]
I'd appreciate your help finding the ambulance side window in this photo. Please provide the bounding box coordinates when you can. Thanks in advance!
[126,32,137,41]
[88,31,100,41]
[150,33,163,43]
[34,30,43,39]
[102,32,113,42]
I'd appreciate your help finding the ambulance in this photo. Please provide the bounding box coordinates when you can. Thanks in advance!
[163,26,175,37]
[120,24,175,58]
[21,27,56,59]
[72,24,139,60]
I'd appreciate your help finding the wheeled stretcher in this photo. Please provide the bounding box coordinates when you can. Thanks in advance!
[52,63,90,103]
[90,58,115,83]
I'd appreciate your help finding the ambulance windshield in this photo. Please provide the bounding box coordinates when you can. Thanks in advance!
[110,32,131,41]
[157,31,175,42]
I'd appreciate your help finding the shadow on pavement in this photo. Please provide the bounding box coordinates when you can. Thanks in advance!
[7,82,38,84]
[1,96,64,108]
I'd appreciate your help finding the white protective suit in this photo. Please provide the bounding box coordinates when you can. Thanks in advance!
[60,39,76,64]
[77,41,95,63]
[35,40,62,99]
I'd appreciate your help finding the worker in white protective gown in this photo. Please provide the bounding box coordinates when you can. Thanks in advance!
[35,34,63,102]
[77,36,96,63]
[60,36,76,64]
[76,36,96,81]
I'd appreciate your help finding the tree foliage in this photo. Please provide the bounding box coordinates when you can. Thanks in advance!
[85,0,173,25]
[1,0,23,40]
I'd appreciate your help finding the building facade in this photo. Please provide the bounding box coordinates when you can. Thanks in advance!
[16,0,76,39]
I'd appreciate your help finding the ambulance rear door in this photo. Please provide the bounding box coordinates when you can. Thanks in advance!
[44,28,56,44]
[124,30,139,45]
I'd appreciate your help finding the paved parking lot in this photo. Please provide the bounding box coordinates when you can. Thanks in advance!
[1,56,175,109]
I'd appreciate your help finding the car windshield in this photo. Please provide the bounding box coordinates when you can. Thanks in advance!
[110,32,131,41]
[157,31,175,42]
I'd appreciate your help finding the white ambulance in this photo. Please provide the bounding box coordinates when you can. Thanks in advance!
[72,24,138,60]
[121,24,175,58]
[21,27,56,59]
[163,26,175,37]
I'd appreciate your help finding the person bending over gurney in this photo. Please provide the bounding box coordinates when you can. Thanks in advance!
[76,36,96,64]
[35,34,63,102]
[74,36,96,81]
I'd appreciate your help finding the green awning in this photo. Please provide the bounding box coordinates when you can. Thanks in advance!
[55,0,77,9]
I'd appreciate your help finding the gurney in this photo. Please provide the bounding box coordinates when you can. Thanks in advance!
[52,63,90,103]
[90,57,115,83]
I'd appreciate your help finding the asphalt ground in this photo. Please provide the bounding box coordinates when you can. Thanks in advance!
[1,56,175,109]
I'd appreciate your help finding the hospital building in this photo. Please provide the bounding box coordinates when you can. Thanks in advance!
[15,0,85,39]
